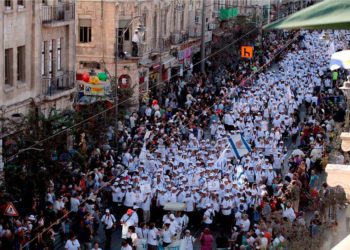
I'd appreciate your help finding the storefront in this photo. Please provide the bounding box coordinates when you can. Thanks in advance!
[173,39,201,77]
[148,54,177,86]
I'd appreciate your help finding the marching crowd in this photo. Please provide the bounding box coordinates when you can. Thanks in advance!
[0,29,349,250]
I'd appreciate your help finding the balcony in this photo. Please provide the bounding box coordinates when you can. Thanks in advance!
[42,3,75,27]
[170,31,189,45]
[42,71,75,98]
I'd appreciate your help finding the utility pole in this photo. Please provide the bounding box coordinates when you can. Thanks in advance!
[114,16,143,152]
[268,0,271,23]
[200,0,206,74]
[114,37,119,151]
[158,4,162,87]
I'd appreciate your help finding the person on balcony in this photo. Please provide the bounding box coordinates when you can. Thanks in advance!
[132,30,140,57]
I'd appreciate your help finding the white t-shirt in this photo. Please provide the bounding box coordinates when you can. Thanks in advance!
[70,197,80,212]
[121,245,133,250]
[241,218,250,232]
[162,228,173,244]
[65,239,80,250]
[147,228,158,246]
[203,209,214,224]
[101,214,116,229]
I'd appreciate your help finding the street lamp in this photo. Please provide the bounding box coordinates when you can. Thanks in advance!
[340,76,350,129]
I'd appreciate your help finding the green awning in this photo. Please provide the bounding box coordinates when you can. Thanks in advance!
[264,0,350,30]
[219,8,239,21]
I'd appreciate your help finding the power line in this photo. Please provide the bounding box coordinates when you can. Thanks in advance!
[4,26,261,163]
[19,28,322,248]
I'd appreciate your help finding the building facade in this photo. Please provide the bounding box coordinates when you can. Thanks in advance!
[75,0,214,105]
[0,0,76,121]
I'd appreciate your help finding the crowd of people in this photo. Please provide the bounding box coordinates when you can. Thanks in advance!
[0,28,349,250]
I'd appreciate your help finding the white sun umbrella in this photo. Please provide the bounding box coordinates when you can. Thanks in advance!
[291,149,305,157]
[329,50,350,71]
[310,148,323,161]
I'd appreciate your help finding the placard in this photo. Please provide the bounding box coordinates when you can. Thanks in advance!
[190,174,200,187]
[208,180,220,191]
[140,184,152,194]
[133,192,143,203]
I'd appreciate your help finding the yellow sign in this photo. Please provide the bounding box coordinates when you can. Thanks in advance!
[241,46,254,59]
[83,83,105,96]
[89,76,100,84]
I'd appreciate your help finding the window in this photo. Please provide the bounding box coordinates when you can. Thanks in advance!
[5,49,13,86]
[42,0,47,4]
[17,46,25,82]
[17,0,24,7]
[119,20,130,41]
[79,19,92,43]
[48,40,52,77]
[5,0,12,8]
[57,38,62,71]
[41,42,45,76]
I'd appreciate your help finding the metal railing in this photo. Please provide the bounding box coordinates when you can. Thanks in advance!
[42,3,75,24]
[42,71,75,96]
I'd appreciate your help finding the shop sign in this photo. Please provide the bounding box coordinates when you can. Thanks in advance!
[83,83,105,96]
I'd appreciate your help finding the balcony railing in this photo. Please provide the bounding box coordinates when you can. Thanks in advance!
[42,3,75,24]
[42,71,75,96]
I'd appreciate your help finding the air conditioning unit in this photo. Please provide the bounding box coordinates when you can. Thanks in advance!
[208,23,217,30]
[212,11,219,18]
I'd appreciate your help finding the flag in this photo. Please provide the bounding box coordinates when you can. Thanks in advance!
[228,134,252,159]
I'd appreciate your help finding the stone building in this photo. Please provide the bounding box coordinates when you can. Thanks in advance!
[75,0,214,104]
[0,0,76,120]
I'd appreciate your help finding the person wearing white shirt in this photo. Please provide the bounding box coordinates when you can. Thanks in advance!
[282,202,296,222]
[141,192,152,223]
[65,234,81,250]
[92,242,102,250]
[121,240,133,250]
[136,223,149,239]
[147,223,159,250]
[221,194,233,232]
[53,196,65,213]
[240,214,250,232]
[131,30,139,57]
[101,209,116,249]
[124,187,135,208]
[70,195,80,213]
[182,229,195,250]
[120,209,139,239]
[202,204,214,228]
[161,223,174,247]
